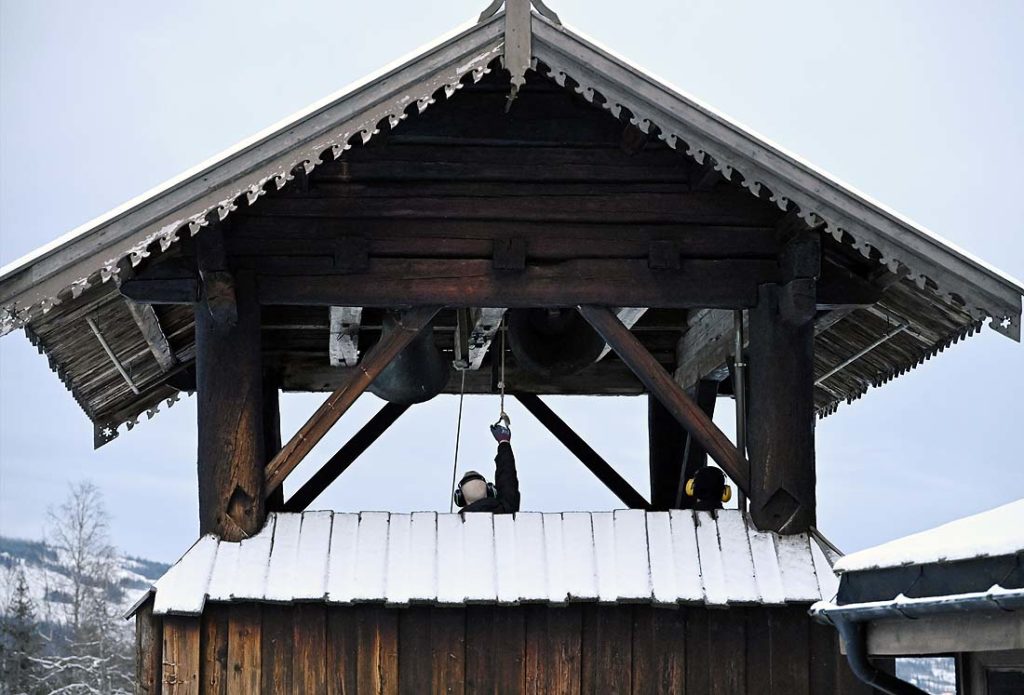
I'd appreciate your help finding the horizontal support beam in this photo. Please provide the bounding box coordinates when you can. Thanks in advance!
[123,258,781,309]
[579,304,750,495]
[514,393,650,510]
[282,402,409,512]
[277,356,647,395]
[230,218,782,260]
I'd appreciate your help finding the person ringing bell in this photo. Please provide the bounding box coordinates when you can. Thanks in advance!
[453,414,520,514]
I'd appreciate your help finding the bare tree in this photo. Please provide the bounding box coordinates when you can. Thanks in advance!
[34,481,132,694]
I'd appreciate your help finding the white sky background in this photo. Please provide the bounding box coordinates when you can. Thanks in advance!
[0,0,1021,563]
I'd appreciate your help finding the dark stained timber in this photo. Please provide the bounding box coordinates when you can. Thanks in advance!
[515,393,650,509]
[648,395,688,510]
[580,304,751,495]
[196,270,266,541]
[123,258,781,309]
[282,402,410,512]
[263,306,440,497]
[748,283,816,534]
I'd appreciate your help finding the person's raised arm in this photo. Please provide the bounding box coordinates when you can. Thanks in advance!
[489,422,520,513]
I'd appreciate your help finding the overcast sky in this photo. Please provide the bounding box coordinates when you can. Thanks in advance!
[1,1,1021,563]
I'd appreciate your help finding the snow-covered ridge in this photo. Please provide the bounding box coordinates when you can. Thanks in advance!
[0,535,169,620]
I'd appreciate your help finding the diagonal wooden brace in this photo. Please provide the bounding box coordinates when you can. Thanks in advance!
[264,306,441,497]
[578,304,750,496]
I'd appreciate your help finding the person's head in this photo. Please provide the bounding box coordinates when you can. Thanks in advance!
[454,470,493,507]
[686,466,732,510]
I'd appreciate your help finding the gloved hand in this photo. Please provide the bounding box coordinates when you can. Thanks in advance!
[490,423,511,443]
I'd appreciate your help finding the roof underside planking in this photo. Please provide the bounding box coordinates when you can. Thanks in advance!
[0,9,1021,447]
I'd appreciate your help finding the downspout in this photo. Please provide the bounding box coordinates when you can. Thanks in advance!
[832,618,928,695]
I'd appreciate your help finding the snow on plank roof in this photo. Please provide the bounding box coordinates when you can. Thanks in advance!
[143,510,839,617]
[834,499,1024,574]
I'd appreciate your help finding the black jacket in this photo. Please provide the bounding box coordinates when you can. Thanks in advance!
[462,442,520,514]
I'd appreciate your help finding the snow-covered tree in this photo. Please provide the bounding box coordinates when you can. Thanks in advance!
[0,564,43,695]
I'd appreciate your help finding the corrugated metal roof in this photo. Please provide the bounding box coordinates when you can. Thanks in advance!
[142,510,839,616]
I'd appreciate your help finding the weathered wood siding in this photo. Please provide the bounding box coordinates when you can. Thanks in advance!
[141,603,875,694]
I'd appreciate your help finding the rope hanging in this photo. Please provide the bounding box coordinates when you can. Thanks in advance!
[447,368,467,513]
[448,316,508,512]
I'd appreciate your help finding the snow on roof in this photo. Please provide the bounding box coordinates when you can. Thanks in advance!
[834,499,1024,574]
[1,10,1021,340]
[139,510,839,616]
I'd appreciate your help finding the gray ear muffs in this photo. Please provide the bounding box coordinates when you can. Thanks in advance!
[453,473,497,508]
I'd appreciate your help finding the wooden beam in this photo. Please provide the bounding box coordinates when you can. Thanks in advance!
[674,259,888,391]
[278,356,646,395]
[123,301,177,371]
[747,283,816,534]
[85,316,141,395]
[263,306,440,496]
[673,309,736,392]
[675,379,720,508]
[648,395,687,511]
[196,269,265,540]
[329,306,362,367]
[578,304,750,495]
[281,403,409,512]
[514,393,649,509]
[123,258,780,309]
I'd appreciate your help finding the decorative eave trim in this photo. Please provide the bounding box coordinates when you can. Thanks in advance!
[530,15,1023,341]
[0,15,504,336]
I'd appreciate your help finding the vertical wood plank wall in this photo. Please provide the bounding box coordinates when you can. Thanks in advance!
[143,603,876,694]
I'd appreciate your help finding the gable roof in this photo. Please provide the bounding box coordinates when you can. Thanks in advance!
[2,10,1019,338]
[1,9,1021,444]
[132,510,839,617]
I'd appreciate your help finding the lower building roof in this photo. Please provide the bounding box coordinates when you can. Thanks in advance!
[134,509,839,617]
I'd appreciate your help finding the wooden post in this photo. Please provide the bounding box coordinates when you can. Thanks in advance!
[746,230,819,533]
[648,396,686,510]
[579,305,750,495]
[195,266,265,540]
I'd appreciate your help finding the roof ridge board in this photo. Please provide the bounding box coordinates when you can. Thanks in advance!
[531,15,1022,340]
[0,14,504,335]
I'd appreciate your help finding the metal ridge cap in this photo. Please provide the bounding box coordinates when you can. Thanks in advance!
[0,12,503,286]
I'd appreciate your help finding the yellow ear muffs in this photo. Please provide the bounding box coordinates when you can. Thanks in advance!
[685,479,696,497]
[721,485,733,503]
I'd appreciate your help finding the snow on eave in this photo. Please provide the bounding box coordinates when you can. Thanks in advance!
[0,12,486,281]
[834,499,1024,574]
[549,18,1022,291]
[0,13,505,334]
[532,14,1023,339]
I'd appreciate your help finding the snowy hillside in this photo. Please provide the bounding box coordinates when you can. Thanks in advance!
[0,535,168,620]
